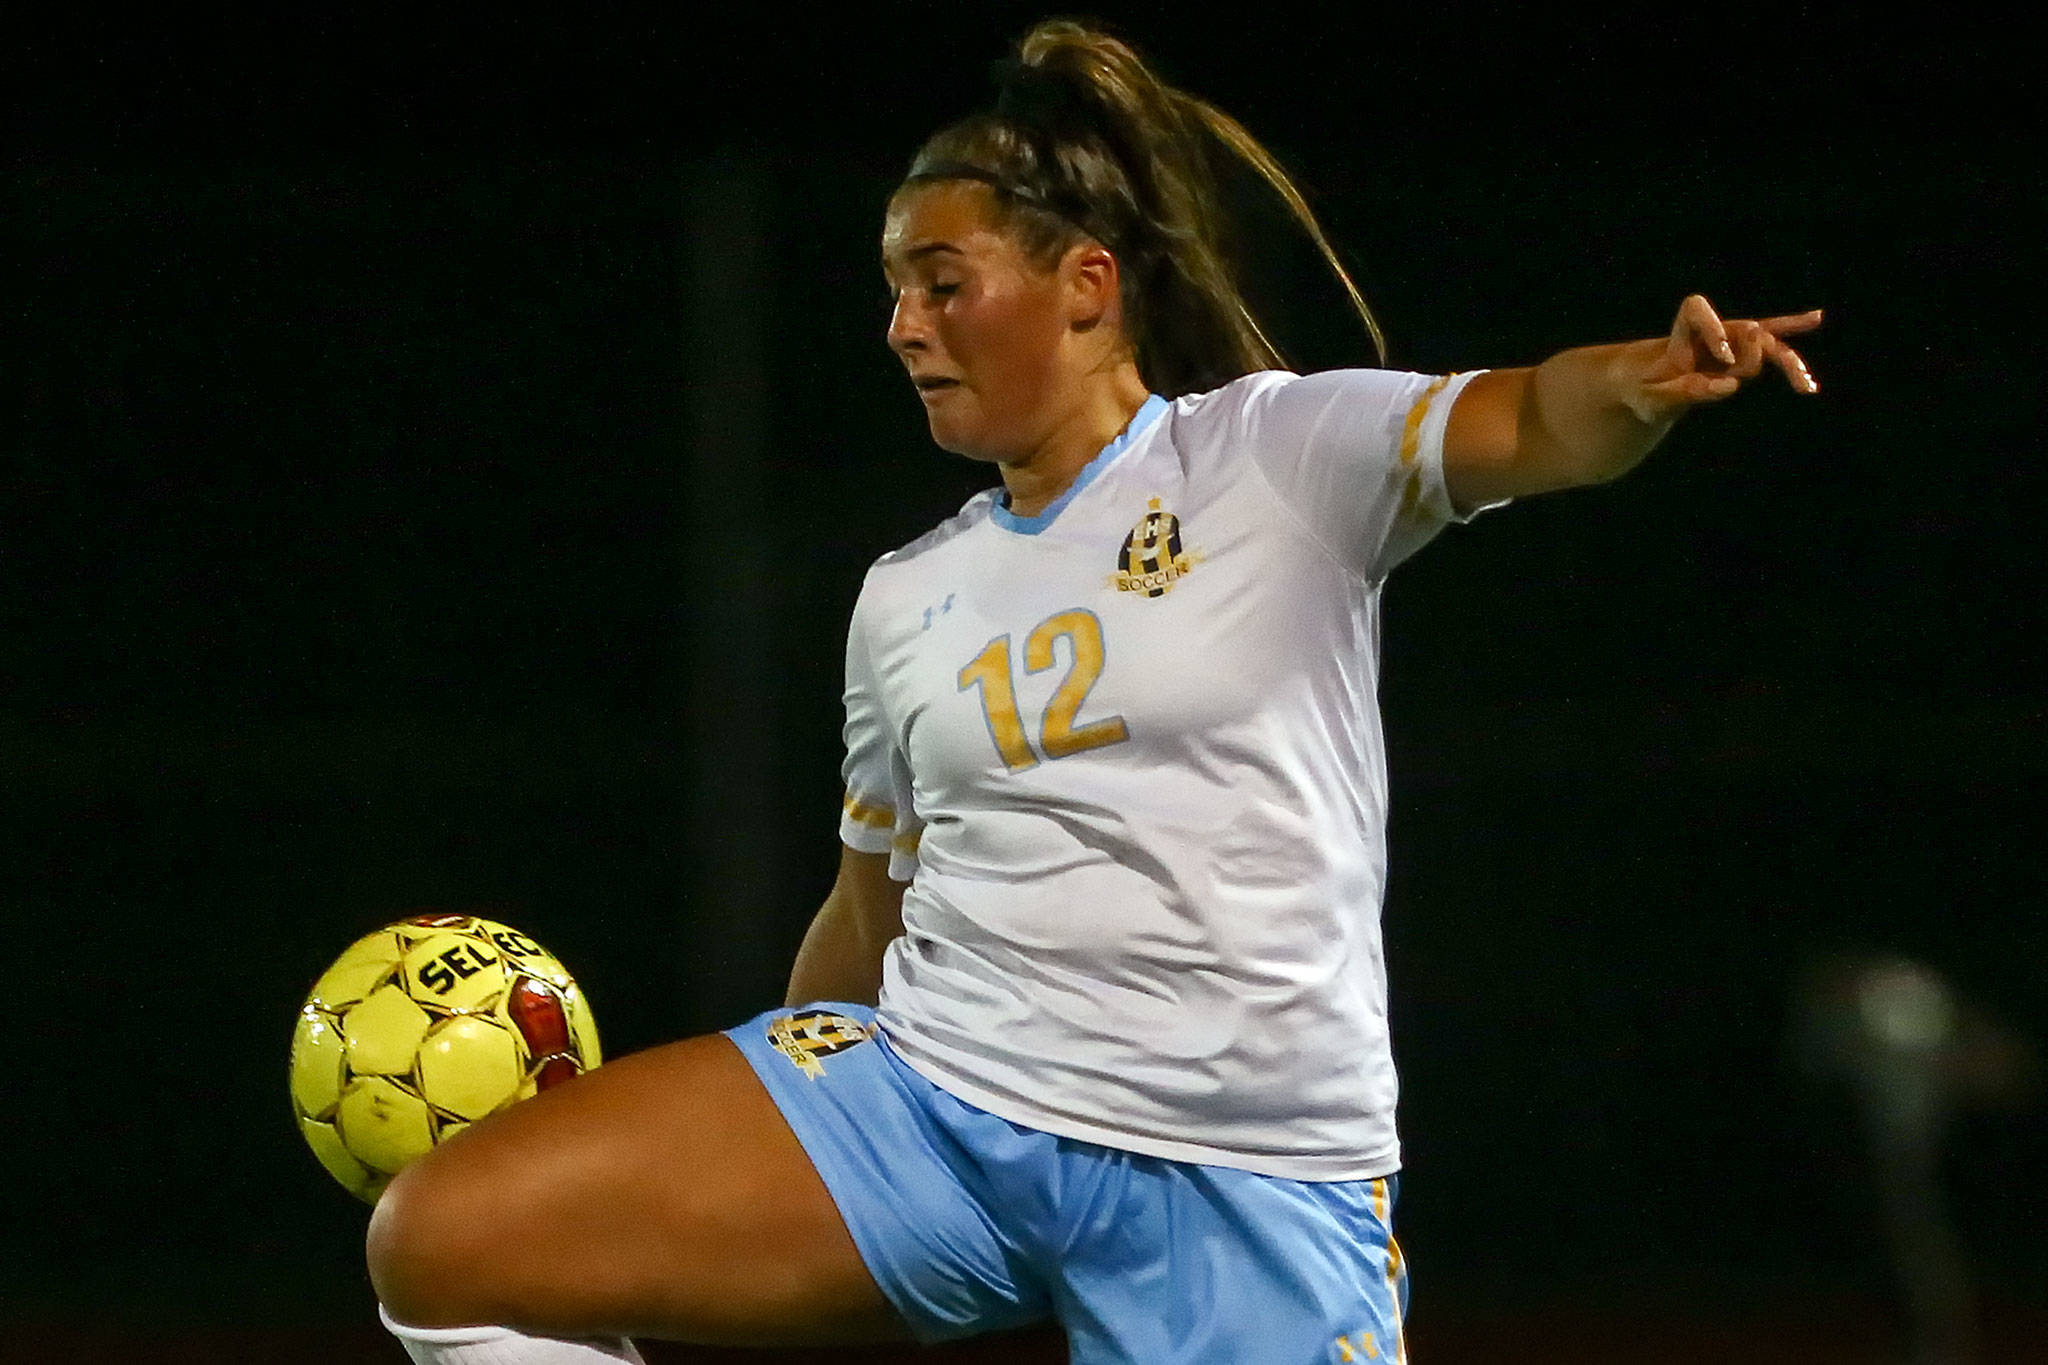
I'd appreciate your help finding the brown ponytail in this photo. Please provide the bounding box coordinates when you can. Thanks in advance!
[901,20,1385,399]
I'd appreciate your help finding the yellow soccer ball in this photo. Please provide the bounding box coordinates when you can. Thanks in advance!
[289,914,602,1203]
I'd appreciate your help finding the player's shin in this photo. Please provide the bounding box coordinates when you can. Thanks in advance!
[380,1307,647,1365]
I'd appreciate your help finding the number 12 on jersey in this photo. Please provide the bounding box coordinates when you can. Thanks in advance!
[958,608,1129,772]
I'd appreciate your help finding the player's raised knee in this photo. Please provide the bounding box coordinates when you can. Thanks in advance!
[366,1146,504,1327]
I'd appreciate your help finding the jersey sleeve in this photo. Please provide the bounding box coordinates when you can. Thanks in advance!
[1240,368,1492,581]
[838,584,923,882]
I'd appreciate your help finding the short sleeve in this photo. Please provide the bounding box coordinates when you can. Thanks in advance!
[1242,368,1491,581]
[838,587,923,882]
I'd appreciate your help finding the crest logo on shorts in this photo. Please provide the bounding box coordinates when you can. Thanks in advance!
[1115,497,1195,597]
[766,1010,874,1080]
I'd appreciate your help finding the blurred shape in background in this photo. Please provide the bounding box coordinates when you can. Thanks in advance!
[1796,954,2039,1365]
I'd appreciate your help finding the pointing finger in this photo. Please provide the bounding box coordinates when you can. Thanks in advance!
[1768,336,1820,394]
[1759,308,1825,336]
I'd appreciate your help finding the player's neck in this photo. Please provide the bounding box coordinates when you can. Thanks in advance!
[999,367,1152,519]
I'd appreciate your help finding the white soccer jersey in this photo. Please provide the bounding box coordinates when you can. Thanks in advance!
[837,367,1485,1181]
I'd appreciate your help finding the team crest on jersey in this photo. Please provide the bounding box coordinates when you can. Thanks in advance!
[766,1010,874,1080]
[1115,497,1197,597]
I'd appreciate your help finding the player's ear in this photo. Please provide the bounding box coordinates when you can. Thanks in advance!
[1063,241,1121,335]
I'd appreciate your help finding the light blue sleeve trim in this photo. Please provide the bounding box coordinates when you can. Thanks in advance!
[989,393,1169,535]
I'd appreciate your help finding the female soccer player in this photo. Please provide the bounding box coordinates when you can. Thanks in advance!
[366,21,1819,1365]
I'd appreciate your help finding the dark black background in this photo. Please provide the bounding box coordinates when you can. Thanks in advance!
[11,1,2043,1347]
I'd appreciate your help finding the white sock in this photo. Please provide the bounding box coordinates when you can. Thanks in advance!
[380,1305,648,1365]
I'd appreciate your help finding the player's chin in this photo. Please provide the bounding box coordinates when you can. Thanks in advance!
[922,406,999,463]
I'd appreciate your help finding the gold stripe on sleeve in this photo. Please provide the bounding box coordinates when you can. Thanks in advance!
[891,828,923,856]
[1397,374,1455,468]
[841,793,895,829]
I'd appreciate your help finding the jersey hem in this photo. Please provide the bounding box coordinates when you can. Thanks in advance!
[880,1026,1403,1184]
[1417,369,1499,525]
[838,818,894,855]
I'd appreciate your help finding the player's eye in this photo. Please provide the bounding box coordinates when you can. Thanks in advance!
[883,282,957,311]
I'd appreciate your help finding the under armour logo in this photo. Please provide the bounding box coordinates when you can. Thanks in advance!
[921,593,957,631]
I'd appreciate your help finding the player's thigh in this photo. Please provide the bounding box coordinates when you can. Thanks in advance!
[367,1033,907,1345]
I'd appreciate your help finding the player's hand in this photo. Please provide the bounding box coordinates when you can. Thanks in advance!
[1624,294,1822,423]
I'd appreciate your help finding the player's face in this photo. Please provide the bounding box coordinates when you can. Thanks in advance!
[881,182,1075,463]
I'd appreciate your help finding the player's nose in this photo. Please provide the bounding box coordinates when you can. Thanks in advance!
[886,292,930,355]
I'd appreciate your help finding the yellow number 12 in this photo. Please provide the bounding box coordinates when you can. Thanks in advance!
[958,608,1129,772]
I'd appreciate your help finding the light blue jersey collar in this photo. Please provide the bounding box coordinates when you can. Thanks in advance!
[989,394,1169,535]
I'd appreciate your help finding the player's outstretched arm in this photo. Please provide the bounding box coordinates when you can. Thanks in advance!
[1442,295,1823,509]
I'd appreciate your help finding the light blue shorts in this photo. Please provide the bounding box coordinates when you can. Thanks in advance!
[727,1003,1409,1364]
